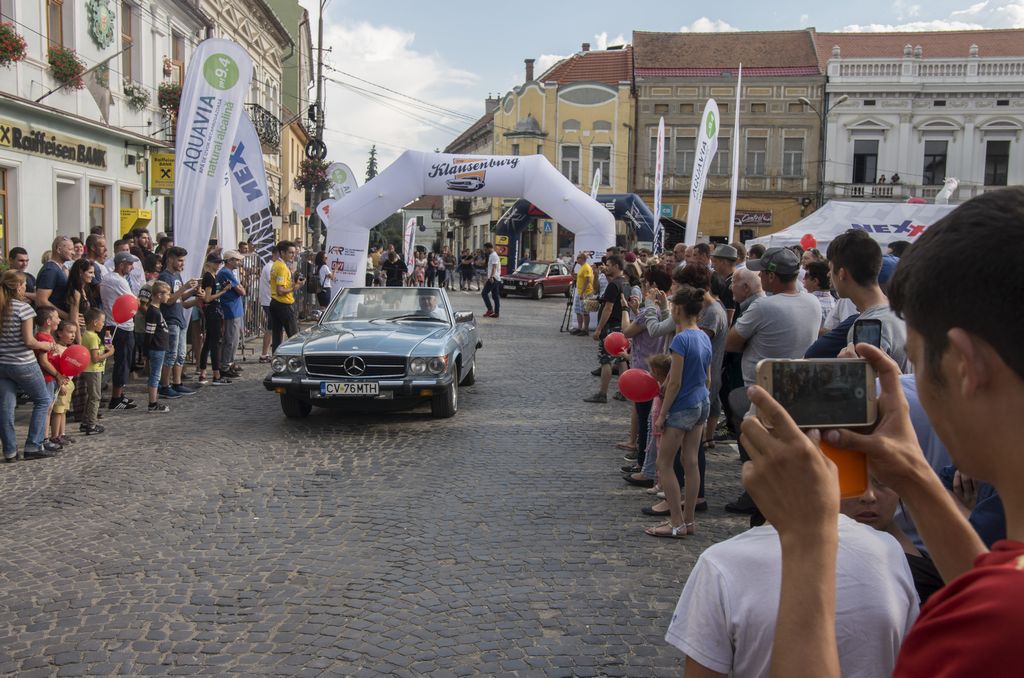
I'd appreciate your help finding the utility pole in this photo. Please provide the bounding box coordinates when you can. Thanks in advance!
[308,0,327,254]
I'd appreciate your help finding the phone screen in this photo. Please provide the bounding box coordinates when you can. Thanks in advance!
[771,361,869,427]
[853,319,883,348]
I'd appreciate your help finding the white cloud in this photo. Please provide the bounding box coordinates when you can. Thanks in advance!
[592,31,627,50]
[296,11,482,169]
[842,0,1024,31]
[679,17,740,32]
[799,14,810,26]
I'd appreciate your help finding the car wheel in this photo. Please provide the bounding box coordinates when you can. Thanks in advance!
[564,287,572,298]
[280,394,312,419]
[499,289,508,298]
[532,284,544,300]
[460,357,476,386]
[431,371,458,418]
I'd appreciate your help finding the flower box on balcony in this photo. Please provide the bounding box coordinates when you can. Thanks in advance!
[47,45,85,92]
[0,23,27,68]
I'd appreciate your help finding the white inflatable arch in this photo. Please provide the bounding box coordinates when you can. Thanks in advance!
[321,151,616,288]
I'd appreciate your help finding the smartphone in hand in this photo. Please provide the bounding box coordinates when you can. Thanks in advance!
[852,318,883,348]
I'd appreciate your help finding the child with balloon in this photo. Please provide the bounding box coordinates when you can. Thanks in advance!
[33,306,66,453]
[48,321,78,446]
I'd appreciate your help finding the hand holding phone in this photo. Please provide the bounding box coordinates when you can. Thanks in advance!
[852,318,883,349]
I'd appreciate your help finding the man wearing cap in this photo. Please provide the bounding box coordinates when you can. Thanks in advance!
[99,251,141,410]
[711,244,739,325]
[218,250,247,377]
[723,248,821,513]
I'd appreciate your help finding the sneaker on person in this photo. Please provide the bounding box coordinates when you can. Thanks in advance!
[211,377,232,385]
[148,402,170,413]
[79,424,105,435]
[583,392,608,403]
[43,439,62,452]
[172,384,197,395]
[195,373,210,385]
[221,368,241,378]
[483,310,494,317]
[108,396,138,411]
[158,386,183,399]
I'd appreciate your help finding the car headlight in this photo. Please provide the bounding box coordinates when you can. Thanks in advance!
[410,358,427,375]
[287,356,304,373]
[427,356,448,375]
[271,356,287,373]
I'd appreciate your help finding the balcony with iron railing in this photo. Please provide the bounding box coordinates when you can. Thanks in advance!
[245,103,281,152]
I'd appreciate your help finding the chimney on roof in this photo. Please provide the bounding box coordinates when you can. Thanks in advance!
[970,43,979,57]
[582,42,590,52]
[485,94,500,114]
[525,58,535,82]
[914,45,923,58]
[904,44,913,57]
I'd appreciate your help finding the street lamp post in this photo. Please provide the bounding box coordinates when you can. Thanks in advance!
[800,94,848,209]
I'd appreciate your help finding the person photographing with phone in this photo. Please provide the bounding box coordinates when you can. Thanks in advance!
[739,188,1024,678]
[196,253,232,385]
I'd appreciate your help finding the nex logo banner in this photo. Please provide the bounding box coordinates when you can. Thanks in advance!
[850,220,926,237]
[228,140,263,203]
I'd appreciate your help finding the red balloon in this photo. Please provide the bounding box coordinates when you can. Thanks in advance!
[111,293,139,324]
[603,331,629,356]
[799,234,817,250]
[58,344,91,377]
[618,368,660,403]
[906,197,927,204]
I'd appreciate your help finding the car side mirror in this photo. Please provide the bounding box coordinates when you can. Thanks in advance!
[312,309,323,322]
[454,311,474,324]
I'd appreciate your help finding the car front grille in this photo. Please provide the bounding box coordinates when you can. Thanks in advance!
[304,355,408,379]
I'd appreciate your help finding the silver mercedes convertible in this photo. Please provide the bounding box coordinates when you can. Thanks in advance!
[263,287,481,419]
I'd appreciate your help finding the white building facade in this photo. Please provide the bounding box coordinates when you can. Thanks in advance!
[819,30,1024,203]
[0,0,208,259]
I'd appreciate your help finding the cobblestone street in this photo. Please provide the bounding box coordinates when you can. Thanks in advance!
[0,294,749,677]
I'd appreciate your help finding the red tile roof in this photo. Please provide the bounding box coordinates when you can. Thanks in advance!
[405,195,443,211]
[813,29,1024,67]
[538,46,633,86]
[633,30,821,73]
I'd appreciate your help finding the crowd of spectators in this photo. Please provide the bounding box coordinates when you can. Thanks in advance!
[0,227,270,461]
[562,187,1015,676]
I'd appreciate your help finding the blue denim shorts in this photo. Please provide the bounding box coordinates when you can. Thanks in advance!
[665,398,710,432]
[148,350,166,388]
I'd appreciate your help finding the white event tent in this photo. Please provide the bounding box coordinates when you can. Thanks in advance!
[747,201,957,251]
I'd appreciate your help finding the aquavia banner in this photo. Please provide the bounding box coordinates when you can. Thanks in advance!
[327,162,359,200]
[174,39,253,281]
[685,99,720,246]
[652,117,665,253]
[228,115,274,264]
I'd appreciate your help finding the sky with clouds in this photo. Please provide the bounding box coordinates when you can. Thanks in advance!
[297,0,1024,174]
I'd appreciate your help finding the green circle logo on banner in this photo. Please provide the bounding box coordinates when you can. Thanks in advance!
[332,169,347,184]
[203,54,240,90]
[706,112,717,138]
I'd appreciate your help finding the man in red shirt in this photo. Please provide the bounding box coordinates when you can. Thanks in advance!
[736,186,1024,677]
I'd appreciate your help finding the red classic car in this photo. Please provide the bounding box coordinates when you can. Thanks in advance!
[499,261,574,300]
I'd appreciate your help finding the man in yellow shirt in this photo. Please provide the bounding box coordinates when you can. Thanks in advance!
[268,240,303,351]
[572,252,595,336]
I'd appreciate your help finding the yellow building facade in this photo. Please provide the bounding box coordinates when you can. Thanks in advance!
[487,47,634,260]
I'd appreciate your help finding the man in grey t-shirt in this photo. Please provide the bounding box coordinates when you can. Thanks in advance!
[827,229,909,372]
[726,248,823,386]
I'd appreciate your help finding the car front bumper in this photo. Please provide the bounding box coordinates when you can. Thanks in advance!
[263,373,455,402]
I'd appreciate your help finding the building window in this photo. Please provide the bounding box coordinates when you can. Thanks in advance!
[89,184,107,233]
[745,137,767,176]
[922,140,948,185]
[536,144,543,155]
[593,120,612,132]
[787,102,804,113]
[46,0,64,47]
[653,104,669,115]
[680,103,694,114]
[562,119,581,132]
[711,136,730,175]
[675,135,695,176]
[510,144,520,156]
[751,102,767,114]
[864,99,876,106]
[561,145,580,184]
[0,168,7,256]
[933,100,946,107]
[783,137,804,177]
[718,103,729,113]
[852,139,879,184]
[120,189,135,208]
[649,132,668,173]
[170,32,185,85]
[120,2,133,81]
[997,99,1009,106]
[984,140,1010,186]
[592,146,611,185]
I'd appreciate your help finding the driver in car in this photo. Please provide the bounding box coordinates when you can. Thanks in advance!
[417,292,448,320]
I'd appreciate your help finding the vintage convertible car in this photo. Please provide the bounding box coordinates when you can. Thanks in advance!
[263,287,481,419]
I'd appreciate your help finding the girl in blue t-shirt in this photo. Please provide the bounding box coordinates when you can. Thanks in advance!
[647,285,712,539]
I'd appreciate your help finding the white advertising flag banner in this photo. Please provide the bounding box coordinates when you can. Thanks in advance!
[173,39,253,281]
[227,115,274,264]
[216,173,236,251]
[652,117,665,252]
[324,223,369,288]
[403,217,417,268]
[323,152,617,292]
[589,167,601,200]
[685,100,720,246]
[327,162,359,200]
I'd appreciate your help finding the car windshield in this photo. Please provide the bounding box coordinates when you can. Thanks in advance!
[516,263,548,276]
[321,287,451,323]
